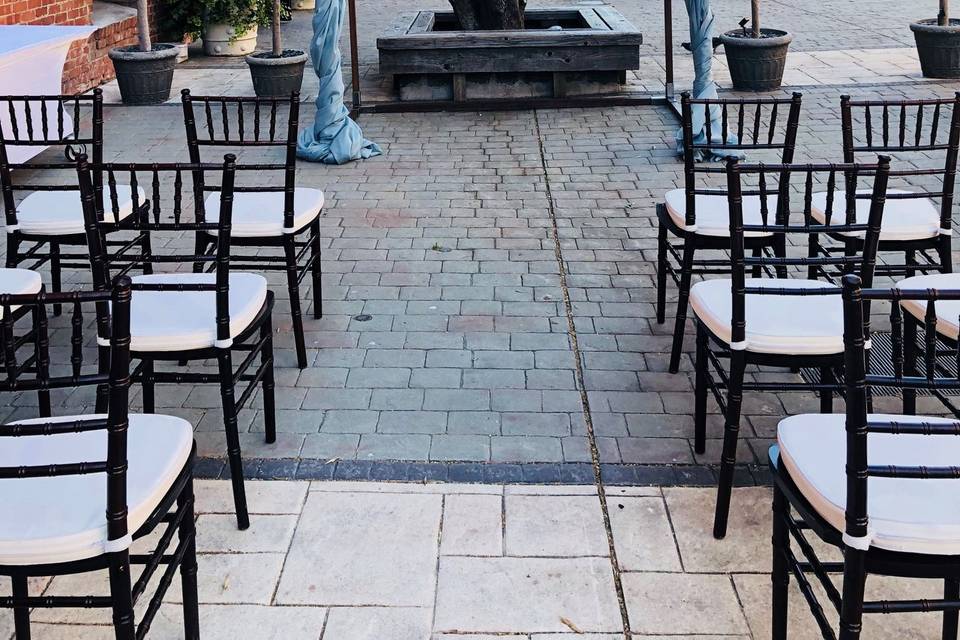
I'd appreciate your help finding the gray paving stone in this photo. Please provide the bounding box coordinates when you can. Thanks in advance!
[321,409,380,433]
[447,411,502,435]
[358,433,432,460]
[424,389,490,411]
[370,389,425,410]
[434,557,622,634]
[502,412,571,437]
[430,434,491,462]
[378,410,448,434]
[276,491,441,606]
[301,433,361,460]
[491,436,563,463]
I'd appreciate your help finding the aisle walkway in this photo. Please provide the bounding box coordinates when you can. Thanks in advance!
[0,480,943,640]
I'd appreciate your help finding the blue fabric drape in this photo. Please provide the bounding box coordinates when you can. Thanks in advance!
[675,0,742,162]
[297,0,381,164]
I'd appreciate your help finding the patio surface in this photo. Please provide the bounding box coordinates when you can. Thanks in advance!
[0,480,944,639]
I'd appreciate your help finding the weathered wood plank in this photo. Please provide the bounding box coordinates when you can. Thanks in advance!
[408,10,436,35]
[380,44,640,74]
[378,30,642,49]
[452,74,467,102]
[580,9,608,31]
[377,12,418,41]
[595,5,639,35]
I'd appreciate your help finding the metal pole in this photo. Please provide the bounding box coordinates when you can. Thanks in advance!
[664,0,674,101]
[347,0,362,120]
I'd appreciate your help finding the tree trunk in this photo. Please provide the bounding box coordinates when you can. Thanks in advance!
[941,0,950,25]
[136,0,151,51]
[272,0,282,56]
[449,0,526,30]
[751,0,760,37]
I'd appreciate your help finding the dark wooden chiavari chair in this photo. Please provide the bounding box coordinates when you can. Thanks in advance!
[0,277,201,640]
[77,153,277,530]
[770,274,960,640]
[0,90,145,311]
[808,94,960,278]
[180,89,324,369]
[697,157,892,539]
[0,267,48,415]
[657,91,803,374]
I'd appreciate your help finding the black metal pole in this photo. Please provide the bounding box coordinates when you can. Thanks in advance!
[347,0,362,120]
[664,0,674,101]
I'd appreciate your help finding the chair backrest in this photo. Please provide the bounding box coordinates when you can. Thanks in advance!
[840,273,960,546]
[0,276,134,546]
[723,158,892,348]
[841,93,960,237]
[680,91,803,229]
[0,90,104,229]
[76,154,237,348]
[181,90,299,230]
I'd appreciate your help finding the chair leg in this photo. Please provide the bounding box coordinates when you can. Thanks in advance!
[12,575,30,640]
[107,554,136,640]
[694,321,708,455]
[944,579,960,640]
[49,242,61,317]
[217,349,249,530]
[142,358,155,414]
[310,218,322,319]
[837,549,868,640]
[284,236,307,369]
[939,236,953,274]
[820,366,834,414]
[713,349,746,539]
[95,344,111,414]
[261,308,277,445]
[668,239,696,374]
[906,249,918,279]
[192,234,208,274]
[33,305,51,418]
[178,474,200,640]
[140,231,153,276]
[656,222,668,325]
[903,316,918,415]
[771,484,790,640]
[750,246,762,278]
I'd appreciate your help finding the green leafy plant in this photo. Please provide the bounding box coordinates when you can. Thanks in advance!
[163,0,276,42]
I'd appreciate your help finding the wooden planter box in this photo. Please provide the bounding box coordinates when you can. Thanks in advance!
[378,8,642,102]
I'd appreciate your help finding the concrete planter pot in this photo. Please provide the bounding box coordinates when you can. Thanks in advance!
[292,0,315,10]
[108,43,179,105]
[203,23,259,56]
[911,19,960,78]
[246,50,308,97]
[719,28,792,91]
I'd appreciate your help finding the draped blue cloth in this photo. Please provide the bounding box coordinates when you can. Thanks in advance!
[297,0,381,164]
[675,0,742,162]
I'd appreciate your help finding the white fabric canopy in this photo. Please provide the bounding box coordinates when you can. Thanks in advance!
[0,25,95,164]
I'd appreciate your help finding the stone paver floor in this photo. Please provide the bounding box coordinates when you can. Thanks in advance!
[1,480,943,639]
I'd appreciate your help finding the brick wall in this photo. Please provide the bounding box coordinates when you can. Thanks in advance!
[1,0,167,94]
[0,0,92,25]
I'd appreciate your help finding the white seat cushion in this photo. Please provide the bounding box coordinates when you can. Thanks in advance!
[0,268,42,317]
[778,412,960,555]
[203,187,324,238]
[0,413,193,565]
[897,272,960,340]
[130,273,268,352]
[690,278,844,355]
[811,189,942,241]
[664,188,776,237]
[13,186,143,236]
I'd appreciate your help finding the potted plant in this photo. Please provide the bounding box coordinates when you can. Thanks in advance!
[203,0,271,56]
[718,0,793,91]
[911,1,960,78]
[108,0,179,105]
[246,0,308,96]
